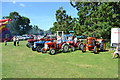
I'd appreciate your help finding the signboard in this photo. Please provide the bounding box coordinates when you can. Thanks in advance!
[111,28,120,47]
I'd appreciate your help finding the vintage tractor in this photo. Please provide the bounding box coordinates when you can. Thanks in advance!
[26,39,39,48]
[41,31,69,55]
[82,37,106,54]
[41,41,69,55]
[63,34,83,51]
[32,38,55,52]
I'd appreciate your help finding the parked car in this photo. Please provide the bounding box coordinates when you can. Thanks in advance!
[22,35,31,40]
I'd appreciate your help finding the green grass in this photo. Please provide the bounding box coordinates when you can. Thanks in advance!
[1,41,118,78]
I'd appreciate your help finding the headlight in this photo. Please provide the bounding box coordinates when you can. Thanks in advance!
[45,44,48,49]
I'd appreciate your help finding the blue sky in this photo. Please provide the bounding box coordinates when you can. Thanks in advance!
[2,2,78,31]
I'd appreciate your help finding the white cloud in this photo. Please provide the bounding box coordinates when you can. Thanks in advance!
[12,0,16,4]
[19,3,25,7]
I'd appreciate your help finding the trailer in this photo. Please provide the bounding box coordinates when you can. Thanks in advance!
[111,28,120,47]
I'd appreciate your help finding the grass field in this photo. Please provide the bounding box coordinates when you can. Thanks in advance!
[1,41,118,78]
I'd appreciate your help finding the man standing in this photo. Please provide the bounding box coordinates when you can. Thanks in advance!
[13,36,16,46]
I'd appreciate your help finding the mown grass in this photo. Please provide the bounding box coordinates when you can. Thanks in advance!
[1,41,118,78]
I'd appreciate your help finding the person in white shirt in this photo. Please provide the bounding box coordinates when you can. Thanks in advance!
[56,36,62,48]
[74,36,78,45]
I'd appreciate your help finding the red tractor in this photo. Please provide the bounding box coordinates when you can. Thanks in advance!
[63,34,83,51]
[82,37,106,54]
[41,41,69,55]
[41,31,69,55]
[26,39,39,48]
[66,40,83,51]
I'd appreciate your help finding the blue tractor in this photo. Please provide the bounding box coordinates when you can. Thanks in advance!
[32,38,55,52]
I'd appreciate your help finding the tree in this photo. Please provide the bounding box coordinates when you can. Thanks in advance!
[70,2,120,39]
[3,12,32,35]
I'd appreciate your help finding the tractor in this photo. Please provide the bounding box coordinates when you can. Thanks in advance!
[63,34,83,51]
[32,38,55,52]
[82,37,106,54]
[26,39,39,48]
[41,31,69,55]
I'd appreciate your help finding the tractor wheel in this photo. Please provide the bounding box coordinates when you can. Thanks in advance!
[71,47,75,52]
[26,44,29,47]
[78,43,83,50]
[92,39,96,46]
[82,45,86,52]
[29,44,33,48]
[49,48,56,55]
[94,46,98,54]
[41,48,47,53]
[32,47,36,51]
[62,43,69,53]
[100,41,106,51]
[37,46,42,52]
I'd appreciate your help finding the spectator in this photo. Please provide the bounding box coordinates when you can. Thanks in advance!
[16,38,19,46]
[112,43,120,59]
[4,39,7,46]
[13,36,16,46]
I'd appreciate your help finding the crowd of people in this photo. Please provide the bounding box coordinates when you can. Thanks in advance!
[4,36,19,46]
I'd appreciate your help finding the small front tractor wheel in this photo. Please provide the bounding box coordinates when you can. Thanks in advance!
[78,43,83,50]
[71,47,75,52]
[41,48,47,53]
[62,44,69,53]
[94,46,98,54]
[82,45,86,52]
[49,48,56,55]
[26,44,29,47]
[100,41,106,51]
[37,46,42,52]
[32,47,36,51]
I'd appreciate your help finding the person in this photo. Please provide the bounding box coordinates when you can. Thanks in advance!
[13,36,16,46]
[112,43,120,59]
[74,36,78,46]
[4,39,7,46]
[68,36,73,41]
[16,38,19,46]
[56,36,62,48]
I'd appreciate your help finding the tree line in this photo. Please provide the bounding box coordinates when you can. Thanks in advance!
[50,2,120,39]
[3,12,44,35]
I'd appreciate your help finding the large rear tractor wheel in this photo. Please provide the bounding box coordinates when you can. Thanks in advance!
[49,48,56,55]
[41,48,47,53]
[62,44,69,53]
[94,46,98,54]
[78,43,83,50]
[100,41,106,51]
[82,45,86,52]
